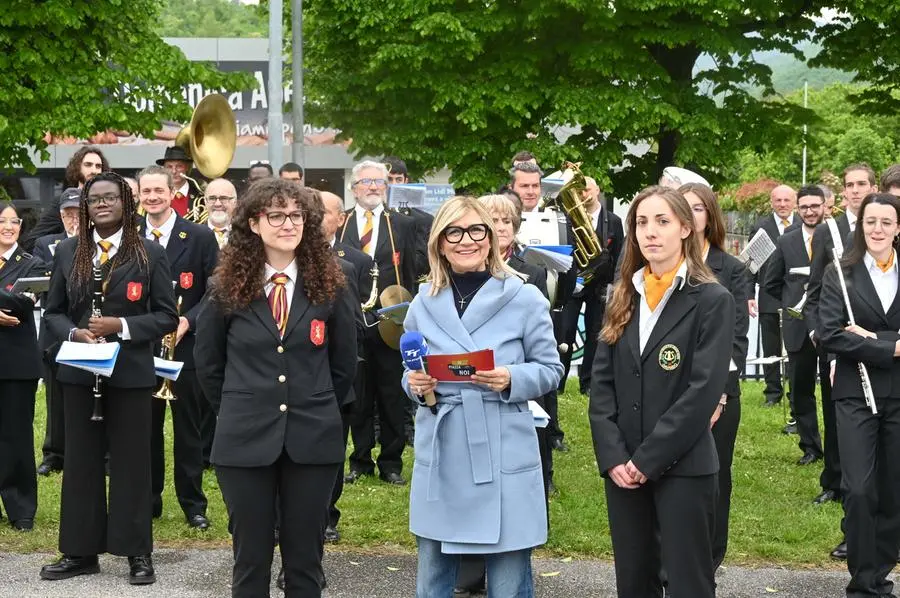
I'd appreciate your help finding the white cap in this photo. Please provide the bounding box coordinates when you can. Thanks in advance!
[659,166,710,189]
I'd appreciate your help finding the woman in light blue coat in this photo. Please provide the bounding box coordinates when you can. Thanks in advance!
[403,196,563,598]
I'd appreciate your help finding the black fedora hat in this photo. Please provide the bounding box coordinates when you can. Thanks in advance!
[156,145,193,165]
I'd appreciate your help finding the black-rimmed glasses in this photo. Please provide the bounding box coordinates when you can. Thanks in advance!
[442,224,490,243]
[85,194,122,206]
[260,211,304,227]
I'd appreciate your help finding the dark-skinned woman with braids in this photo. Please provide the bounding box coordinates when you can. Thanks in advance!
[40,172,177,586]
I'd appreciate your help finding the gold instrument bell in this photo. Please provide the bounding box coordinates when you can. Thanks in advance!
[377,284,412,350]
[174,94,237,179]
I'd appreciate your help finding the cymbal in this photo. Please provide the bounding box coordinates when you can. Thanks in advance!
[378,285,413,349]
[379,284,412,307]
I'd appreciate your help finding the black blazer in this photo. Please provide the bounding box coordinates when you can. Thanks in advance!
[44,236,179,388]
[803,215,853,337]
[818,261,900,400]
[339,209,418,301]
[707,245,750,398]
[138,215,219,369]
[194,274,358,467]
[507,253,549,299]
[334,241,375,310]
[763,228,812,352]
[589,280,734,480]
[33,232,67,354]
[0,246,46,380]
[399,206,434,279]
[583,207,625,300]
[749,213,794,313]
[22,194,67,252]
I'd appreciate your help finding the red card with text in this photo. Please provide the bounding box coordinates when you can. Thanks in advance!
[425,349,495,382]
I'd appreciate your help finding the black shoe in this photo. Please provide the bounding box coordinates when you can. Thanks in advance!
[379,471,406,485]
[324,525,340,543]
[151,496,162,519]
[797,452,822,466]
[813,489,840,505]
[764,399,781,407]
[548,480,559,496]
[11,518,33,531]
[831,541,848,560]
[40,555,100,580]
[276,566,285,590]
[782,421,798,435]
[187,514,210,530]
[36,460,62,476]
[550,438,569,452]
[128,554,156,585]
[344,469,372,484]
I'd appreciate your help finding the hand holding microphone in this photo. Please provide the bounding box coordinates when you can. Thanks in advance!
[400,331,438,414]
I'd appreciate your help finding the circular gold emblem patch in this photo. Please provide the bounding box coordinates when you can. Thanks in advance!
[658,344,681,371]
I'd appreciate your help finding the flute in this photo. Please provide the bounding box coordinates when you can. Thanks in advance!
[832,248,878,415]
[90,266,105,422]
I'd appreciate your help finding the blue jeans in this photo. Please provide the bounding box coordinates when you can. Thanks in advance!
[416,536,534,598]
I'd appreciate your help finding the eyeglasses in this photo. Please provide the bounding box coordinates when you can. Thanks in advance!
[354,178,387,188]
[85,194,121,206]
[207,195,236,204]
[798,204,823,212]
[862,218,898,230]
[442,224,490,244]
[0,217,23,226]
[260,211,305,227]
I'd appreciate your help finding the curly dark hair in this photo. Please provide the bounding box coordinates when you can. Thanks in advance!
[65,146,110,187]
[212,179,345,311]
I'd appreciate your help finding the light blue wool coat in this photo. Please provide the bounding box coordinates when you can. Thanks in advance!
[401,274,563,554]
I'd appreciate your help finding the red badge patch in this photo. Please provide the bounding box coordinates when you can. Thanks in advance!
[127,282,143,302]
[392,251,401,266]
[179,272,193,289]
[310,319,325,346]
[4,284,11,292]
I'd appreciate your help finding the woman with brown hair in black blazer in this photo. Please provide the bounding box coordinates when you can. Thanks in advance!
[195,179,357,598]
[819,192,900,598]
[680,182,750,570]
[590,185,734,598]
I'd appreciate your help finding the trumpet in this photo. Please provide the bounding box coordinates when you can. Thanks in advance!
[832,249,878,414]
[90,266,105,422]
[154,291,182,401]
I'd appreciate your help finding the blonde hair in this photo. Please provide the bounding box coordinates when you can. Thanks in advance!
[477,194,522,232]
[427,196,521,295]
[601,186,718,344]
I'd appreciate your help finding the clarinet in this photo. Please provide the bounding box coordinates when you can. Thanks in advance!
[832,248,878,415]
[90,266,106,422]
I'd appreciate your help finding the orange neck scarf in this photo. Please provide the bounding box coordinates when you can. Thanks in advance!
[643,259,684,311]
[876,251,895,273]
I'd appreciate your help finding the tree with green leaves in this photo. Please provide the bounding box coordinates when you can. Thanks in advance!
[299,0,891,196]
[157,0,267,38]
[0,0,251,171]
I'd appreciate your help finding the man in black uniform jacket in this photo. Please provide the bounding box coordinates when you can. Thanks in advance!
[136,165,219,529]
[339,160,417,485]
[41,173,177,585]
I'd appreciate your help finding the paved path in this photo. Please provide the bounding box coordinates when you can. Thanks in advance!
[0,548,877,597]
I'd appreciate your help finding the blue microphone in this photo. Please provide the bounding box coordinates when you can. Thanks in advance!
[400,331,437,413]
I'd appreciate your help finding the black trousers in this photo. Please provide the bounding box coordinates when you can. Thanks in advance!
[606,474,717,598]
[788,338,823,457]
[559,293,605,394]
[59,384,153,556]
[151,370,207,518]
[199,388,216,468]
[0,379,38,522]
[711,396,741,569]
[348,334,406,475]
[544,308,566,442]
[817,349,841,493]
[40,357,65,466]
[216,455,338,598]
[759,312,785,403]
[328,402,354,528]
[835,396,900,598]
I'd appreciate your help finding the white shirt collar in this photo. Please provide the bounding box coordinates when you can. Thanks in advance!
[802,226,814,244]
[774,212,794,226]
[328,237,336,248]
[93,227,124,248]
[176,182,190,197]
[847,210,858,228]
[632,260,689,297]
[864,250,898,274]
[355,203,383,217]
[2,242,18,261]
[147,209,177,238]
[264,259,299,284]
[208,221,230,232]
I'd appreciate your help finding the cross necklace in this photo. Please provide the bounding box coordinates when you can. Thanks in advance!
[450,277,489,310]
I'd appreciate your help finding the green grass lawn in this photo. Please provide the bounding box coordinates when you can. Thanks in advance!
[0,380,844,568]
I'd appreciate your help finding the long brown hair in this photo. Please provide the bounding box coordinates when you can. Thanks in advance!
[601,186,717,344]
[211,180,344,311]
[65,146,110,187]
[679,183,726,250]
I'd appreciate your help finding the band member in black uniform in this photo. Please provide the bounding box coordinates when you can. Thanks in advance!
[33,188,81,476]
[748,184,797,406]
[340,160,417,485]
[680,183,750,570]
[0,202,45,531]
[819,192,900,598]
[137,165,219,529]
[40,172,178,585]
[765,186,827,466]
[590,186,734,598]
[385,156,433,278]
[195,180,357,598]
[156,146,203,218]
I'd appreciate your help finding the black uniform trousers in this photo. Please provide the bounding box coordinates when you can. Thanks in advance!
[788,338,824,458]
[200,399,216,468]
[559,294,604,394]
[0,379,38,522]
[835,396,900,598]
[40,358,65,467]
[606,474,717,598]
[711,396,741,570]
[216,453,338,598]
[348,334,406,476]
[759,312,785,403]
[544,308,566,442]
[329,361,364,528]
[59,384,153,556]
[150,369,208,518]
[817,349,842,494]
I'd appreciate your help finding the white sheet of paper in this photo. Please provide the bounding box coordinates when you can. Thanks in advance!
[56,341,120,377]
[746,355,787,365]
[789,266,811,276]
[528,400,550,428]
[154,357,184,381]
[521,246,574,273]
[739,229,777,274]
[729,359,737,372]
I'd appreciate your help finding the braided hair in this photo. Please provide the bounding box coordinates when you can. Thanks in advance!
[69,172,148,303]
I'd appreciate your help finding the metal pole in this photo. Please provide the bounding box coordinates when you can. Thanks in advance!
[801,79,808,185]
[268,0,284,172]
[291,0,305,169]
